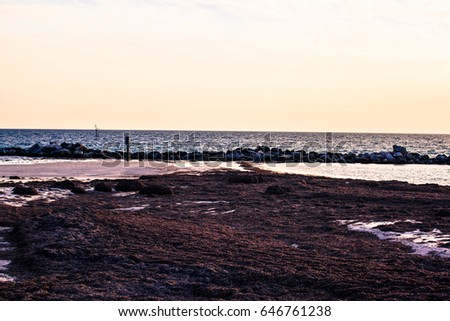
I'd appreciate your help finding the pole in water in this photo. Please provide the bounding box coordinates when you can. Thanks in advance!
[124,133,130,162]
[95,124,99,138]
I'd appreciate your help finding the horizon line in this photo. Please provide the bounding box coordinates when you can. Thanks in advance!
[0,127,449,136]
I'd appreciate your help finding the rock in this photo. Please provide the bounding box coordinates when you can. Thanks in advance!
[72,143,88,153]
[435,155,447,163]
[228,175,264,184]
[71,187,86,194]
[139,184,173,196]
[9,176,21,180]
[27,143,43,156]
[51,148,72,157]
[265,185,293,195]
[50,180,77,190]
[115,180,143,192]
[94,182,112,192]
[384,153,395,162]
[393,145,407,155]
[42,142,61,154]
[73,150,84,157]
[60,142,74,150]
[13,186,39,195]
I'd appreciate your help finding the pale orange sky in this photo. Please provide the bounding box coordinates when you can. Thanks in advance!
[1,0,449,134]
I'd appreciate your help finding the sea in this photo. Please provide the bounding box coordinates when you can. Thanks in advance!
[0,129,449,186]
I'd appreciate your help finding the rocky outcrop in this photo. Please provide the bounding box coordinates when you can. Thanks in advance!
[115,180,143,192]
[13,186,39,195]
[71,187,87,194]
[94,182,112,192]
[50,180,77,190]
[1,142,449,165]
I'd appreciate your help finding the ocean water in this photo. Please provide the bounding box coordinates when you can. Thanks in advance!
[257,163,450,186]
[0,129,449,186]
[1,129,449,156]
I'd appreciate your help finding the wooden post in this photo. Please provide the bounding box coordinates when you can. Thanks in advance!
[124,133,130,162]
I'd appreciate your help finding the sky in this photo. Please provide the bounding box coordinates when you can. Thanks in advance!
[0,0,449,133]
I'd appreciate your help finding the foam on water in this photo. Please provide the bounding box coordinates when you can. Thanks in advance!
[337,220,450,258]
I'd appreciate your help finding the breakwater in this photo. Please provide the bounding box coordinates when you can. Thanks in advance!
[1,142,449,165]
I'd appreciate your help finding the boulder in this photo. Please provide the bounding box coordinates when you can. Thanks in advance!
[71,187,86,194]
[42,142,61,154]
[94,182,112,192]
[139,184,173,196]
[115,180,143,192]
[13,186,39,195]
[393,145,407,155]
[9,176,21,180]
[73,149,84,157]
[60,142,74,150]
[51,148,72,157]
[228,175,264,184]
[50,180,77,190]
[72,143,88,152]
[265,185,293,195]
[27,143,43,156]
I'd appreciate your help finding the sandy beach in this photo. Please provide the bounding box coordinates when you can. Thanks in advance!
[0,164,449,300]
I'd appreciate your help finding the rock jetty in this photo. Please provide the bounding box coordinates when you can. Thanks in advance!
[0,142,449,165]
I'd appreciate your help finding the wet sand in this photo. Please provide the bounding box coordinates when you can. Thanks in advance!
[0,165,449,300]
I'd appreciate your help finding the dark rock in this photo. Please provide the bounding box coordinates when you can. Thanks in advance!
[73,149,84,157]
[50,180,77,190]
[60,142,74,150]
[115,180,143,192]
[13,186,39,195]
[51,148,72,157]
[393,145,407,155]
[139,184,173,196]
[72,143,88,152]
[42,142,61,154]
[27,143,43,156]
[94,182,112,192]
[71,187,86,194]
[9,176,21,180]
[265,185,293,195]
[228,175,264,184]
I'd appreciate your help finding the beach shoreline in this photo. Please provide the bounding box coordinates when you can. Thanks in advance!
[0,165,449,300]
